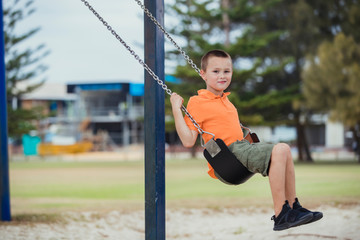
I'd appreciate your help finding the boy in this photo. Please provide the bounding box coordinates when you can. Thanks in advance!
[170,49,323,231]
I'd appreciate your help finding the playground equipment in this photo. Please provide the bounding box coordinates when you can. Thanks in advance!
[0,0,11,222]
[80,1,258,238]
[82,0,257,185]
[1,1,259,238]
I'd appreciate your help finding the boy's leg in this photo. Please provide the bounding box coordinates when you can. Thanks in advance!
[269,143,313,230]
[285,146,296,207]
[268,143,296,216]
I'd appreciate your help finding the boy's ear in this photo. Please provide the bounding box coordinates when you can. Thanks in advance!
[200,69,206,81]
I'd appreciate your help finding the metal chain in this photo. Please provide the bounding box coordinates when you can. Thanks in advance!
[81,0,172,96]
[134,0,201,76]
[80,0,206,136]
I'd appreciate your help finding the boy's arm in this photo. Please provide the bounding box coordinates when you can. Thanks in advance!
[170,93,198,148]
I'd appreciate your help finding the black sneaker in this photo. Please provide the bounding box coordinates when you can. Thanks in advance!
[271,200,313,231]
[292,198,323,224]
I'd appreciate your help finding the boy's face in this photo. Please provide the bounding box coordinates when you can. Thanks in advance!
[200,56,233,96]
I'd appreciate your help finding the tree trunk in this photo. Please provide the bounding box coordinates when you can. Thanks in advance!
[301,123,313,162]
[293,53,313,162]
[350,126,360,163]
[295,112,313,162]
[221,0,231,47]
[191,146,197,158]
[295,112,304,161]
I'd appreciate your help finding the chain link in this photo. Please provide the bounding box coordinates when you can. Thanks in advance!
[81,0,173,96]
[134,0,201,76]
[80,0,206,136]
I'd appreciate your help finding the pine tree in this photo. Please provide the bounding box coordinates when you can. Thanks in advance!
[303,33,360,162]
[165,0,284,123]
[248,0,360,161]
[3,0,49,138]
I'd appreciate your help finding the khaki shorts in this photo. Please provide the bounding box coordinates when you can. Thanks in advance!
[215,140,274,184]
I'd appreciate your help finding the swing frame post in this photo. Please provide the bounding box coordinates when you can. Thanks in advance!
[144,0,165,239]
[0,0,12,222]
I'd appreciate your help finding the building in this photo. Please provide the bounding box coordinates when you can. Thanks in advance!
[21,83,76,119]
[20,80,354,158]
[21,80,145,150]
[251,115,347,148]
[66,80,144,146]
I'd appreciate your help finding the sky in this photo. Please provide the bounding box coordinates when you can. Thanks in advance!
[6,0,157,84]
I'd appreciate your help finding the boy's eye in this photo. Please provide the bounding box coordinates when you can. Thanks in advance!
[213,70,219,73]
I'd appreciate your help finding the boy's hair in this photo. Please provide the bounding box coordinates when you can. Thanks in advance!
[201,49,232,71]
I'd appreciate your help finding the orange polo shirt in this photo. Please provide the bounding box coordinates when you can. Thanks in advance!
[184,89,244,179]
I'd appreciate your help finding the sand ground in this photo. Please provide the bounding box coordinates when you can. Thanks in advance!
[1,205,359,240]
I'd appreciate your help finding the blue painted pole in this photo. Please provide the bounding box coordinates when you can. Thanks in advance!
[144,0,165,239]
[0,0,12,222]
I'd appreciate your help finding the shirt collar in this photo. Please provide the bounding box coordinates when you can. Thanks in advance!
[197,89,231,99]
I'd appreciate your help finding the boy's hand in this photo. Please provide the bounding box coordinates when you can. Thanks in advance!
[170,93,184,111]
[170,92,198,148]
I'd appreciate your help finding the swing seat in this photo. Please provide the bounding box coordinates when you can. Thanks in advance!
[203,138,254,185]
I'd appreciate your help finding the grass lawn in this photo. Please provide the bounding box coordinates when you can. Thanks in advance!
[9,158,360,214]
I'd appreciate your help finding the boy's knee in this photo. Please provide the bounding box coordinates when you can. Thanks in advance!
[273,143,291,155]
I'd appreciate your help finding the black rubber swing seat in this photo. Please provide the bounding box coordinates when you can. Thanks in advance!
[203,138,254,185]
